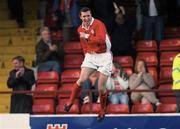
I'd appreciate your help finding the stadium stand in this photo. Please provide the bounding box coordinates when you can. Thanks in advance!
[136,40,157,52]
[106,104,129,114]
[131,104,154,113]
[0,0,42,113]
[32,99,55,114]
[0,0,180,115]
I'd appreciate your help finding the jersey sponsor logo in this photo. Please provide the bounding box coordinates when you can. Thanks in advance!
[47,124,68,129]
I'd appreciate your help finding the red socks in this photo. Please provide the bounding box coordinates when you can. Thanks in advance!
[100,92,107,112]
[69,83,81,105]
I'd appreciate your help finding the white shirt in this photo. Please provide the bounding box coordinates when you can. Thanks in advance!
[149,0,158,16]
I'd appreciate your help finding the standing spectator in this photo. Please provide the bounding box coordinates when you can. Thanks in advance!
[36,27,61,74]
[172,53,180,112]
[141,0,167,42]
[92,0,114,33]
[7,56,35,113]
[111,2,136,57]
[129,60,161,106]
[8,0,24,27]
[135,0,143,31]
[106,62,129,105]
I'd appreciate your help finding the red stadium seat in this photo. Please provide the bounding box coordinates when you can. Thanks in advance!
[33,99,54,114]
[158,84,174,97]
[160,39,180,51]
[136,52,158,67]
[159,97,177,104]
[34,84,58,98]
[81,103,101,114]
[159,67,172,84]
[37,71,59,84]
[63,42,83,54]
[58,83,75,98]
[107,104,129,114]
[61,69,80,83]
[131,104,154,113]
[124,68,133,76]
[136,40,157,52]
[56,99,80,114]
[156,104,177,113]
[160,52,179,67]
[64,54,83,69]
[58,98,79,105]
[51,30,63,40]
[148,67,158,86]
[113,56,134,68]
[164,27,180,38]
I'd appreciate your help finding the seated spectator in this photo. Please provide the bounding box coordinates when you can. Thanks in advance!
[81,72,99,104]
[36,27,61,73]
[7,56,35,113]
[106,61,129,105]
[129,60,160,106]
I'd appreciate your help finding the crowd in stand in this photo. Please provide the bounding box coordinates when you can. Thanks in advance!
[5,0,180,114]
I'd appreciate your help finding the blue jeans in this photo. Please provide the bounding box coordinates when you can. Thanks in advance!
[108,93,129,105]
[81,79,99,103]
[38,61,61,73]
[143,16,164,42]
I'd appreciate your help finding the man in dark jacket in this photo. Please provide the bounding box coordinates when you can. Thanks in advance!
[7,56,35,113]
[36,27,61,73]
[141,0,167,42]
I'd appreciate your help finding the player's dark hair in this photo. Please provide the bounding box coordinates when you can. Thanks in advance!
[79,7,91,16]
[12,56,25,63]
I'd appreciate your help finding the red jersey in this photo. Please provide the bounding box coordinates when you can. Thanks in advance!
[78,18,111,54]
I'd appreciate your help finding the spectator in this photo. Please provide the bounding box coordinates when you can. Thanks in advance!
[7,56,35,113]
[81,62,129,105]
[52,0,64,29]
[106,61,129,105]
[111,2,136,57]
[141,0,167,42]
[8,0,24,27]
[92,0,114,33]
[81,72,99,104]
[135,0,143,31]
[172,53,180,112]
[129,60,161,106]
[36,27,61,74]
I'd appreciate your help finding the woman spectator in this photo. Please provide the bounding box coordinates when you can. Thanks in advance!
[106,61,129,105]
[129,60,161,106]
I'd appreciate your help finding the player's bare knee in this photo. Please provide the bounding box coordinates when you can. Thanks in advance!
[98,88,106,95]
[77,77,88,86]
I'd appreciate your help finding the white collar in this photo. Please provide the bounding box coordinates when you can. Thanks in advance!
[82,17,94,30]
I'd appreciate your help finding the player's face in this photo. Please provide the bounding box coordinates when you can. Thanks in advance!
[80,11,92,26]
[12,59,23,71]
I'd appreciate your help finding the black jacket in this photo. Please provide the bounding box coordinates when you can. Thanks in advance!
[7,67,35,91]
[7,67,35,113]
[36,39,61,65]
[140,0,167,16]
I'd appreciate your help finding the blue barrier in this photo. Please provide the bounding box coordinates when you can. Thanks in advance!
[30,114,180,129]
